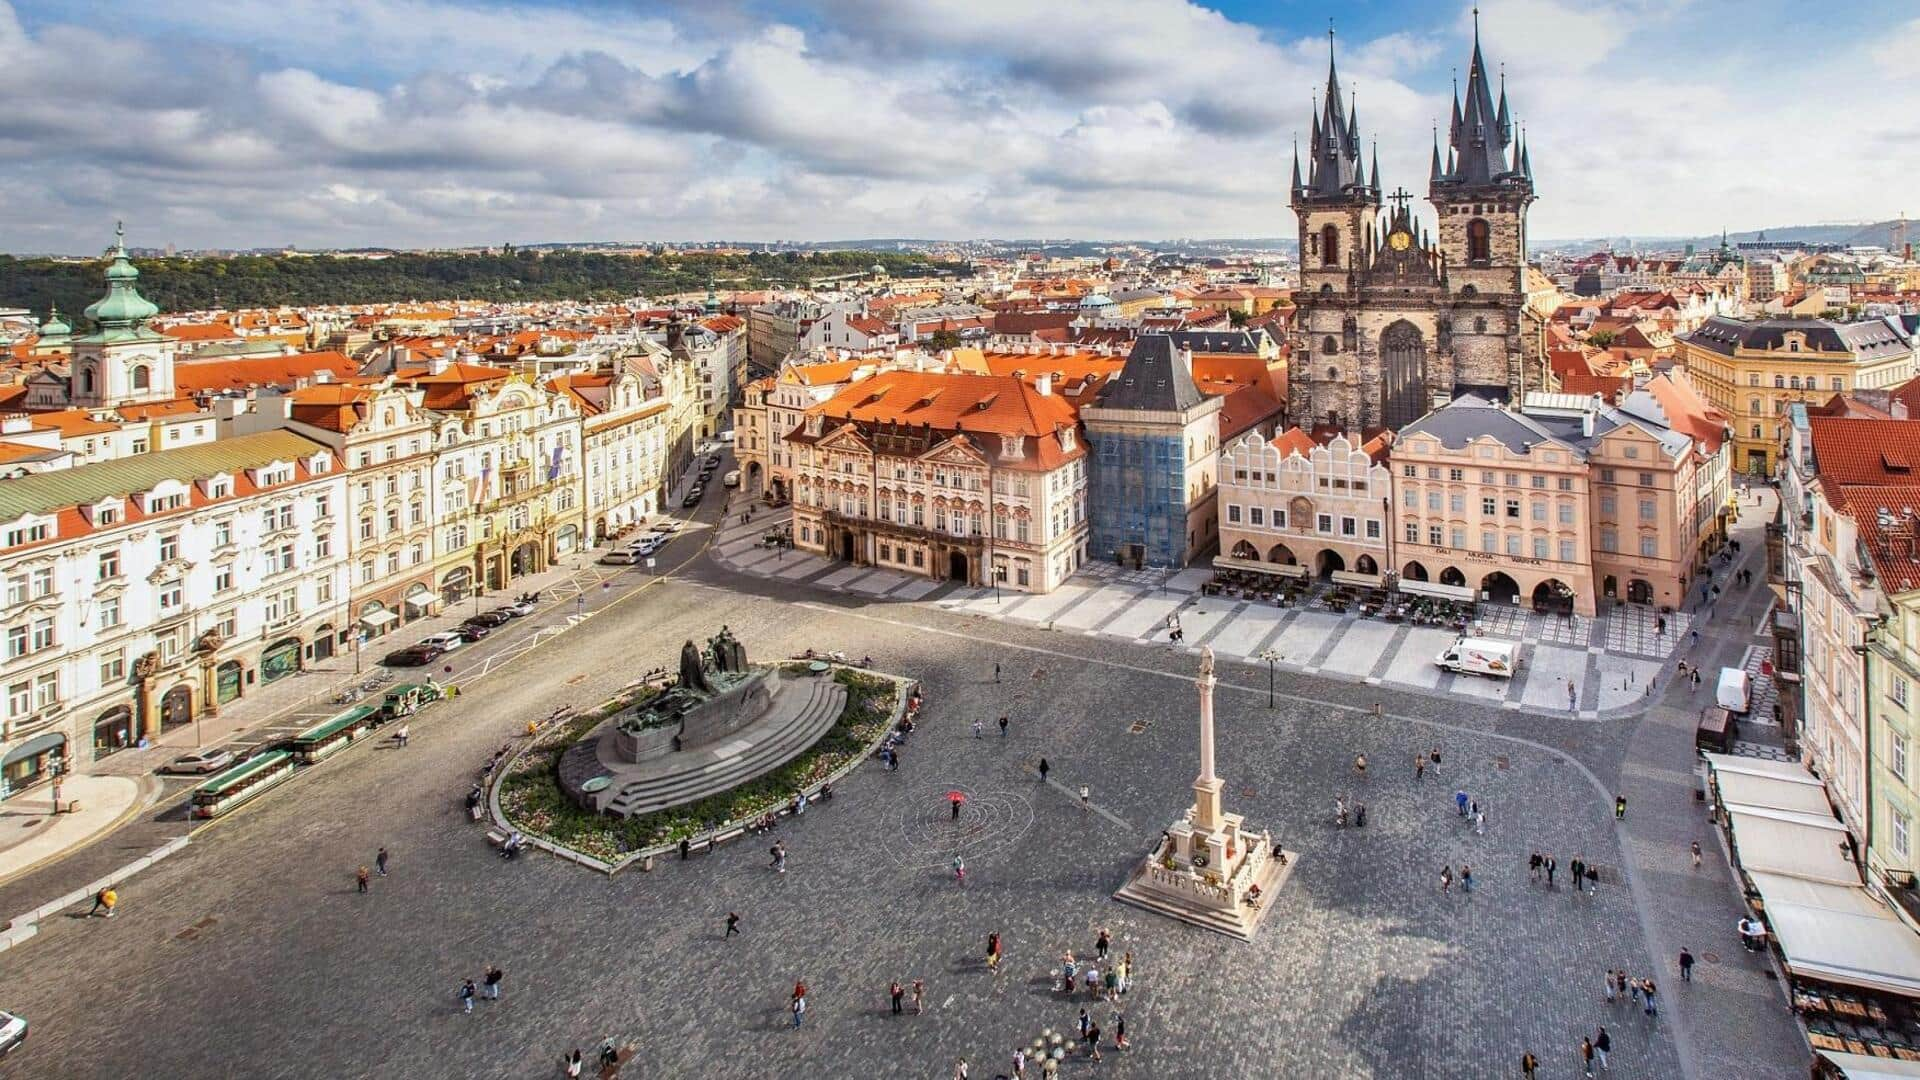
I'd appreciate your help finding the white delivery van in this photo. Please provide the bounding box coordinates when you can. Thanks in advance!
[1717,667,1752,714]
[1435,636,1518,678]
[723,469,742,488]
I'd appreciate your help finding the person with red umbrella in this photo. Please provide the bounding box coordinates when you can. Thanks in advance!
[948,790,966,820]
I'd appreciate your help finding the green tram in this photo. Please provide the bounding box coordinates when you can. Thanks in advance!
[191,751,296,819]
[288,704,379,764]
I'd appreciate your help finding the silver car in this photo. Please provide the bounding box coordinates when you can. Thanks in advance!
[164,748,235,775]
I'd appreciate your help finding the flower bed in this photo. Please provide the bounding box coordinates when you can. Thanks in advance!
[497,668,902,863]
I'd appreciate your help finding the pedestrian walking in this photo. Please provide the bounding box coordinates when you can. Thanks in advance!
[397,724,409,746]
[1568,680,1579,712]
[1545,854,1558,887]
[1455,789,1469,817]
[1522,1050,1539,1079]
[952,856,966,886]
[1038,758,1050,783]
[1604,969,1617,1004]
[1012,1048,1028,1078]
[1529,851,1542,882]
[357,866,371,894]
[890,980,904,1014]
[1120,950,1134,994]
[49,780,61,816]
[1474,809,1485,835]
[458,979,476,1014]
[564,1049,583,1077]
[726,911,740,938]
[913,979,925,1014]
[1615,795,1628,820]
[770,841,787,873]
[1692,669,1702,691]
[1415,754,1426,780]
[1080,784,1090,812]
[1096,927,1111,961]
[1570,857,1586,892]
[1354,753,1368,779]
[994,662,1001,683]
[1630,977,1645,1009]
[1586,865,1599,895]
[376,847,390,876]
[1580,1036,1596,1077]
[790,995,805,1028]
[484,965,504,999]
[1354,802,1367,828]
[1115,1010,1128,1049]
[1440,865,1454,893]
[1690,628,1700,648]
[1644,978,1659,1018]
[1679,947,1694,982]
[1078,1007,1091,1040]
[88,887,117,918]
[1691,840,1702,868]
[999,715,1009,737]
[954,1057,969,1080]
[987,931,1001,970]
[1461,863,1474,893]
[972,718,983,739]
[1594,1027,1611,1069]
[1087,1022,1102,1061]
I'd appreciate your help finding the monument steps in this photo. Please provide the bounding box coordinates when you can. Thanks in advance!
[601,675,847,818]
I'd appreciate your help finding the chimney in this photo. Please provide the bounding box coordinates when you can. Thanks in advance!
[314,369,332,384]
[1178,345,1195,375]
[427,353,451,376]
[1897,399,1910,421]
[0,412,28,435]
[1581,407,1595,439]
[1035,372,1052,397]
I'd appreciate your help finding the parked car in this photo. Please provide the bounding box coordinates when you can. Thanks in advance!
[497,599,538,617]
[598,548,646,566]
[416,631,467,653]
[706,453,723,467]
[635,535,668,555]
[162,748,236,775]
[454,623,491,643]
[650,519,682,533]
[382,643,444,667]
[682,485,704,507]
[723,469,742,488]
[0,1011,26,1058]
[463,609,514,628]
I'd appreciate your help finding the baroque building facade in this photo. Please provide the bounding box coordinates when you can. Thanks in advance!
[1289,25,1536,433]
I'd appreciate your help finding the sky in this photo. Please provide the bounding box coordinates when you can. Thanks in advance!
[1,0,1915,253]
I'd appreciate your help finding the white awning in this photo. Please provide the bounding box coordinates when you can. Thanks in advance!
[1330,569,1383,587]
[1723,807,1857,885]
[1397,578,1476,601]
[1212,555,1305,579]
[359,609,399,628]
[1750,871,1920,997]
[1716,770,1836,817]
[1819,1050,1920,1079]
[403,594,436,612]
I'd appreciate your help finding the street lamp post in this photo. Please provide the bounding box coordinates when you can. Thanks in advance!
[993,564,1006,602]
[1258,648,1280,709]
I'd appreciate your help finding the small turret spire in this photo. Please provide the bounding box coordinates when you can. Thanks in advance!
[1370,140,1381,193]
[1430,125,1444,183]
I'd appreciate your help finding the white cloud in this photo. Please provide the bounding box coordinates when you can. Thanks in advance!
[0,0,1908,251]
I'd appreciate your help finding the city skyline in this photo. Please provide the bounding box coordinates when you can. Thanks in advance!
[0,1,1915,251]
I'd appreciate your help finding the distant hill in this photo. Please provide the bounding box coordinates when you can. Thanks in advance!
[1703,219,1912,249]
[0,249,961,317]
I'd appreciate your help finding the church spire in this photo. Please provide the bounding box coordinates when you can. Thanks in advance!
[1370,140,1381,194]
[1291,137,1303,196]
[1430,125,1444,183]
[1298,24,1368,202]
[1434,7,1527,193]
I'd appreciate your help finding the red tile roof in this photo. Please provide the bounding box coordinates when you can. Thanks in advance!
[173,350,357,393]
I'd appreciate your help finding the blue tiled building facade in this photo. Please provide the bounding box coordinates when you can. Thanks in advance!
[1089,432,1187,568]
[1081,335,1224,570]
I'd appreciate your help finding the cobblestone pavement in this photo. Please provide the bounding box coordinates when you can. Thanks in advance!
[713,508,1693,722]
[0,488,1802,1079]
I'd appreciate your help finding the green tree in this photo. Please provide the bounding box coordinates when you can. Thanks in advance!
[1586,328,1617,349]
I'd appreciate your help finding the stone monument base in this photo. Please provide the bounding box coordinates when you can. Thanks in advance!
[1111,840,1299,941]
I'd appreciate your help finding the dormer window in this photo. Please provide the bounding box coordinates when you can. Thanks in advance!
[1000,435,1026,461]
[1058,428,1076,452]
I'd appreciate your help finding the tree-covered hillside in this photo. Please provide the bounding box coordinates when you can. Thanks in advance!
[0,249,961,317]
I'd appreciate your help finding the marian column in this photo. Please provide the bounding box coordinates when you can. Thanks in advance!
[1192,647,1224,833]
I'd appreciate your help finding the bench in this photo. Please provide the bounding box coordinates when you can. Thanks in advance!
[485,830,508,848]
[711,827,745,848]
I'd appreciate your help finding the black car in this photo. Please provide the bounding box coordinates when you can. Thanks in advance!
[455,623,491,643]
[381,643,444,667]
[464,610,513,628]
[682,485,704,507]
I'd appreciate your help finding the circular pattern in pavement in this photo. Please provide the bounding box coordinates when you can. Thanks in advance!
[875,783,1036,870]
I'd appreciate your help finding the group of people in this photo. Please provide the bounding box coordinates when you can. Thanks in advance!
[1604,968,1660,1018]
[1674,660,1706,693]
[1528,851,1599,895]
[454,965,505,1014]
[1332,794,1366,828]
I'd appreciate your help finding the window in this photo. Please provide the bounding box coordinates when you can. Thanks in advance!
[1450,527,1465,549]
[32,672,56,710]
[1895,731,1911,782]
[1250,508,1265,526]
[1506,535,1522,556]
[98,597,121,630]
[1319,514,1334,534]
[1365,519,1380,539]
[1466,218,1490,262]
[1448,468,1464,481]
[3,577,21,606]
[29,568,51,598]
[1638,472,1655,487]
[6,681,27,718]
[1505,499,1520,519]
[1532,537,1549,558]
[1531,502,1546,522]
[1599,494,1617,516]
[1639,499,1656,521]
[99,650,124,684]
[1558,504,1575,525]
[1898,810,1913,860]
[1405,523,1419,543]
[131,364,151,390]
[1894,675,1911,710]
[1558,539,1576,562]
[1530,475,1546,489]
[1449,494,1465,513]
[159,533,179,562]
[1481,531,1497,553]
[1428,525,1444,546]
[1321,223,1340,267]
[314,535,331,559]
[1639,535,1658,557]
[1427,492,1442,511]
[98,551,119,580]
[1482,497,1497,516]
[213,568,233,593]
[1343,517,1358,537]
[214,520,232,547]
[1599,468,1616,483]
[158,586,182,612]
[1599,528,1618,552]
[1227,504,1242,524]
[5,626,24,659]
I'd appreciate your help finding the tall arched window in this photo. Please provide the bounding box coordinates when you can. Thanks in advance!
[1466,218,1491,263]
[1321,224,1340,268]
[79,366,95,395]
[131,364,151,391]
[1321,335,1338,355]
